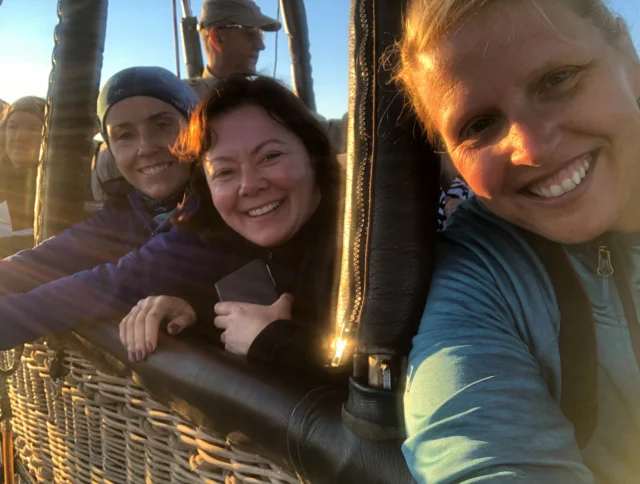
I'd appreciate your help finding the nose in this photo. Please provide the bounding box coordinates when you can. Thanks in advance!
[239,165,268,196]
[255,35,265,51]
[506,115,560,167]
[137,131,161,157]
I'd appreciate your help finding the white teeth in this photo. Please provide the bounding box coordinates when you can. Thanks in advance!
[572,172,582,185]
[140,163,171,175]
[561,178,576,192]
[528,154,593,199]
[549,185,564,197]
[247,201,281,217]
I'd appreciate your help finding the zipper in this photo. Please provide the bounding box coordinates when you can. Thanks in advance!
[596,241,614,277]
[601,239,640,370]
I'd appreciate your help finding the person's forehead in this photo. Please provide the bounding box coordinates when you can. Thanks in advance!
[106,96,181,127]
[207,106,292,156]
[420,1,602,125]
[7,111,42,125]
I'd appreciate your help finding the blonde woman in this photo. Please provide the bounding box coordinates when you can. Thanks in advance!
[397,0,640,482]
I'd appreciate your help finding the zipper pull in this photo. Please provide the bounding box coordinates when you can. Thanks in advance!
[597,243,614,277]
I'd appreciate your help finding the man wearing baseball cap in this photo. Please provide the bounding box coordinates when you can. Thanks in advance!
[186,0,281,99]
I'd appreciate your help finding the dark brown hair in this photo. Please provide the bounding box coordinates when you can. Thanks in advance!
[172,75,342,239]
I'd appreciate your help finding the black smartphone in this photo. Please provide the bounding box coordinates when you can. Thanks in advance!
[215,259,279,305]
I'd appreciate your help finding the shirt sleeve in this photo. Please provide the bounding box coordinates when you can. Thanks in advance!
[0,204,139,295]
[247,319,327,369]
[402,238,594,484]
[0,230,207,351]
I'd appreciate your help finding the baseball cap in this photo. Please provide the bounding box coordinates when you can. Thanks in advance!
[198,0,281,32]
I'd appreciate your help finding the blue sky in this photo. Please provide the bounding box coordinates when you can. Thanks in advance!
[0,0,638,119]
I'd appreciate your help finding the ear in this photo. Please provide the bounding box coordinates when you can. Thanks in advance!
[209,28,223,53]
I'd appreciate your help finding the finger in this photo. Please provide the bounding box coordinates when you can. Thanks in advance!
[133,301,154,361]
[166,313,196,335]
[276,293,294,305]
[220,330,227,345]
[214,301,234,316]
[224,344,242,355]
[213,314,231,329]
[126,304,141,361]
[143,304,167,353]
[119,313,130,350]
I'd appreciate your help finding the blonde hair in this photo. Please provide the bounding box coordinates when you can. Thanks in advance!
[396,0,619,139]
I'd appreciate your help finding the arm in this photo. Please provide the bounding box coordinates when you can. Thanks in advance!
[0,230,207,351]
[247,318,327,368]
[0,203,140,295]
[402,241,594,484]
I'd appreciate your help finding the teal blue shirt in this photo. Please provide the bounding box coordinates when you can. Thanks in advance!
[403,197,640,483]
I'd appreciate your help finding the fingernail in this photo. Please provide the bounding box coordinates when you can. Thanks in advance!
[146,342,154,353]
[167,324,178,335]
[128,352,135,362]
[137,350,144,361]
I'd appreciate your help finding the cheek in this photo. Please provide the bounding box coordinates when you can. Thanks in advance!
[113,148,135,174]
[162,129,181,153]
[208,183,236,217]
[453,152,506,198]
[274,160,314,191]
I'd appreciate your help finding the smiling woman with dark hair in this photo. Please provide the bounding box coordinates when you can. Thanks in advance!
[0,75,343,376]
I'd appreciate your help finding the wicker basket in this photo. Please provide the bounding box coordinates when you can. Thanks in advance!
[1,344,299,484]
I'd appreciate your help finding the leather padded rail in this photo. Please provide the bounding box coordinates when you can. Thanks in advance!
[59,320,415,483]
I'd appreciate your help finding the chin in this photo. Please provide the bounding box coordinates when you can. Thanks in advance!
[520,215,612,245]
[141,185,181,200]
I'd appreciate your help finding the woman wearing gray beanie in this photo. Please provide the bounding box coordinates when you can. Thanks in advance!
[0,66,198,296]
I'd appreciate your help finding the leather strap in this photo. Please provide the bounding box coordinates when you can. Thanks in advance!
[522,231,598,448]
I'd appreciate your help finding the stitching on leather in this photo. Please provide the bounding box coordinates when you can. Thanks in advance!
[350,0,373,336]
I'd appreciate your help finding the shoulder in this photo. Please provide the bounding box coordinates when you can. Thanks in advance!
[417,197,560,352]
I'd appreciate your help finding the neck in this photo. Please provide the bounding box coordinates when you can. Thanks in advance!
[207,60,234,78]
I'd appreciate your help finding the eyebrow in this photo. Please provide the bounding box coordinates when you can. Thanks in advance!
[109,111,177,131]
[210,138,285,163]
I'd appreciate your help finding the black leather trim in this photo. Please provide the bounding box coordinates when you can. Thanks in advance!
[342,377,405,438]
[342,0,439,359]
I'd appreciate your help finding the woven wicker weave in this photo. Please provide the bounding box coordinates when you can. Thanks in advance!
[1,344,299,484]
